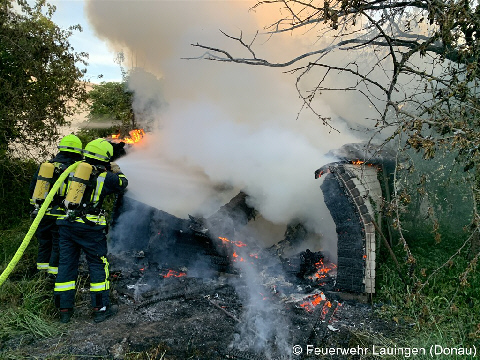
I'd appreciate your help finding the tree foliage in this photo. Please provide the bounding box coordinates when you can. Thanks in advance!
[0,0,88,226]
[0,0,88,159]
[87,81,135,136]
[193,0,480,155]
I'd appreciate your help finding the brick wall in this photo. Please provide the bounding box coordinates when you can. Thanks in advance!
[320,163,381,294]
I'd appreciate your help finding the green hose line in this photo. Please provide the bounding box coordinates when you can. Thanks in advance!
[0,162,80,287]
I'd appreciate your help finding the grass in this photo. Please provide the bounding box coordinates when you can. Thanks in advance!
[375,226,480,355]
[124,344,169,360]
[0,220,61,344]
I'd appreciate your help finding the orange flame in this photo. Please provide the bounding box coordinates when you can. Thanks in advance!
[300,292,326,312]
[162,269,187,278]
[351,160,365,165]
[111,129,145,144]
[218,236,247,248]
[123,129,145,144]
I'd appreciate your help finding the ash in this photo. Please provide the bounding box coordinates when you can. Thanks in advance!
[0,197,401,359]
[1,250,399,360]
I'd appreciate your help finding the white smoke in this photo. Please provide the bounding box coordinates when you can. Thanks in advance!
[84,0,362,241]
[85,0,365,356]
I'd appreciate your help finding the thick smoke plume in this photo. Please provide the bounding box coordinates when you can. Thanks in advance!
[85,0,365,356]
[85,0,361,245]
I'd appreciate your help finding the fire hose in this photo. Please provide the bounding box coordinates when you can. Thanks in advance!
[0,162,80,287]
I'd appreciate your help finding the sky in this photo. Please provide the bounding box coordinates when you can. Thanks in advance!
[50,0,123,83]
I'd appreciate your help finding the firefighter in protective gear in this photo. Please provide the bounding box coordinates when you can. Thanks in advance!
[54,138,128,323]
[30,134,83,278]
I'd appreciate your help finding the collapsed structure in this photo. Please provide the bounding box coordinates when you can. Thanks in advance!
[93,142,397,358]
[109,143,394,301]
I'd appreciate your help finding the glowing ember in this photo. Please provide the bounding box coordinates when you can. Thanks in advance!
[321,301,333,316]
[351,160,365,165]
[300,292,326,312]
[218,236,247,248]
[310,259,337,281]
[162,269,187,278]
[219,237,250,262]
[232,251,245,262]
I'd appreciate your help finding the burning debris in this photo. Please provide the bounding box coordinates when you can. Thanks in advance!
[299,292,328,312]
[74,142,398,358]
[104,186,351,359]
[161,269,187,278]
[7,145,403,359]
[112,188,354,359]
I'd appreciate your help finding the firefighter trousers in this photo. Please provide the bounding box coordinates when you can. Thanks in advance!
[35,216,59,275]
[54,223,110,309]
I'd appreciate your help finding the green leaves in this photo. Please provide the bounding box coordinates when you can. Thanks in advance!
[87,81,135,134]
[0,0,87,160]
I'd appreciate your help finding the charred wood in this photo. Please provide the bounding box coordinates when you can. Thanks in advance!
[298,249,324,278]
[309,301,339,348]
[190,191,257,241]
[268,221,308,257]
[304,300,327,344]
[134,282,229,310]
[207,298,241,323]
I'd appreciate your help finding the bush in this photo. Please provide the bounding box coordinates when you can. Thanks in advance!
[0,157,38,230]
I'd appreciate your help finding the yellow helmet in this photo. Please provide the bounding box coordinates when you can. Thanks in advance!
[83,138,113,162]
[58,134,83,155]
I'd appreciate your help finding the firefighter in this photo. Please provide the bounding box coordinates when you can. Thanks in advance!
[30,134,83,278]
[54,138,128,323]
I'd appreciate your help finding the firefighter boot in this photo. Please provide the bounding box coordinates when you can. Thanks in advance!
[93,304,118,323]
[59,308,74,323]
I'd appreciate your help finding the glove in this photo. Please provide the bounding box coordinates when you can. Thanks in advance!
[109,141,126,161]
[110,162,121,174]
